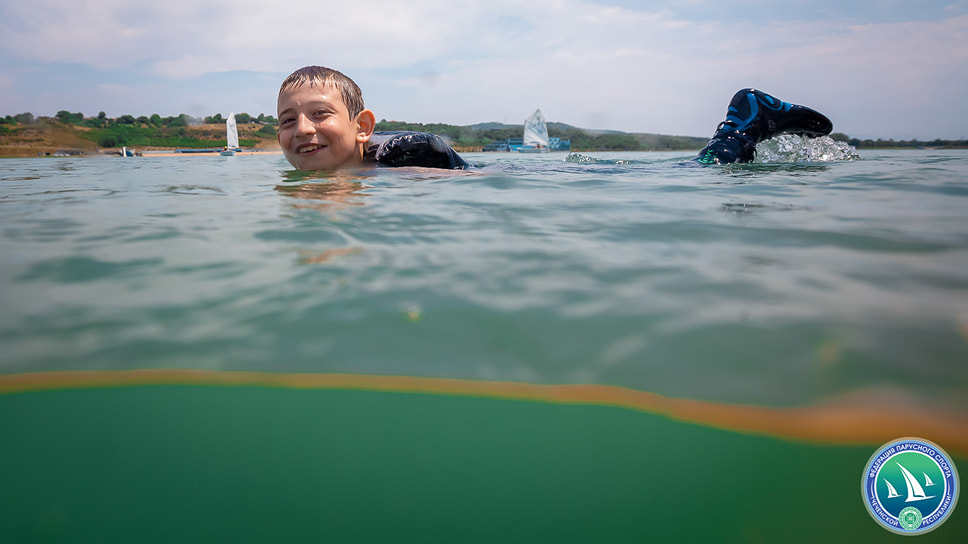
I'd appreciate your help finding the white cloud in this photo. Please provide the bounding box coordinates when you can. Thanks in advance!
[0,0,469,72]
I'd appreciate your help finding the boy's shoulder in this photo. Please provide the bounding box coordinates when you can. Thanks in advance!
[365,131,469,170]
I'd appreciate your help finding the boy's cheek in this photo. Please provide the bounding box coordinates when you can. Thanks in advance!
[277,130,291,148]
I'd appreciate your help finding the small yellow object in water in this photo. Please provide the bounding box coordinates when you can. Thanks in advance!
[816,339,843,369]
[958,313,968,341]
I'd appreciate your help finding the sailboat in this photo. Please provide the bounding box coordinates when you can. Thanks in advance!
[896,462,935,502]
[518,109,550,153]
[220,112,239,156]
[884,479,901,499]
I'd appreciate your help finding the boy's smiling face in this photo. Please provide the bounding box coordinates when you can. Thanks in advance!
[277,82,373,171]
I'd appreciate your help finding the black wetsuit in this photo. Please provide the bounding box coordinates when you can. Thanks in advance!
[695,89,833,164]
[365,131,469,169]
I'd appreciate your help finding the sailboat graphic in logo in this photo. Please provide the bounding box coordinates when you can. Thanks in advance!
[884,462,936,502]
[884,479,901,499]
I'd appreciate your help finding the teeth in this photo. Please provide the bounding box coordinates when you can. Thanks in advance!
[300,145,323,153]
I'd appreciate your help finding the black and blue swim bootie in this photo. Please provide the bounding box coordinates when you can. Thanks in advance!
[696,88,833,164]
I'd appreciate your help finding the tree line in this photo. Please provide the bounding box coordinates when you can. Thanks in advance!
[828,133,967,149]
[2,111,965,151]
[374,120,709,151]
[0,111,278,149]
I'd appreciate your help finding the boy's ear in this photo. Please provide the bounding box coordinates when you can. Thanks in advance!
[356,109,376,143]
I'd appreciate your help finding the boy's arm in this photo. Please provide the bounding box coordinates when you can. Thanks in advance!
[366,132,470,169]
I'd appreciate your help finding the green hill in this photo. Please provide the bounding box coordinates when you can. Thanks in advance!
[375,119,708,151]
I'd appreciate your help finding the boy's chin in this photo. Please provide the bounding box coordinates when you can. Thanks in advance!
[287,155,337,172]
[286,151,359,172]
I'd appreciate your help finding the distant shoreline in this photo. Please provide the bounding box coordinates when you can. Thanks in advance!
[139,149,283,157]
[3,115,966,159]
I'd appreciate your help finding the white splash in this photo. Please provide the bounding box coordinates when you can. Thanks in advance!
[755,135,860,163]
[564,152,599,163]
[564,152,632,165]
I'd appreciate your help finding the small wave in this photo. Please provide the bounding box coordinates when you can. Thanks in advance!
[720,202,797,214]
[755,135,860,163]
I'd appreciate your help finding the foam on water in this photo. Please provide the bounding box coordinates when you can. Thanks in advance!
[564,151,635,165]
[755,134,860,163]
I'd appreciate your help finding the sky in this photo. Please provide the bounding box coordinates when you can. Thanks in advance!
[1,0,966,140]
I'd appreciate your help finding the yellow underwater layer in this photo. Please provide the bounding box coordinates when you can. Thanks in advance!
[2,369,966,458]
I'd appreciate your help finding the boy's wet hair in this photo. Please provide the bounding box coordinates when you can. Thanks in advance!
[279,66,365,120]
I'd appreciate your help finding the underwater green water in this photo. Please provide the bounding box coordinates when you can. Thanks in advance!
[1,146,967,541]
[2,386,963,543]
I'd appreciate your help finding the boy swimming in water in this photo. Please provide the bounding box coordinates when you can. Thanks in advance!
[276,65,469,171]
[277,65,831,171]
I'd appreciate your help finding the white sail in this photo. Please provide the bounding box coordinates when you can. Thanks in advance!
[923,473,935,486]
[522,109,549,148]
[226,112,239,149]
[896,462,935,502]
[884,480,901,498]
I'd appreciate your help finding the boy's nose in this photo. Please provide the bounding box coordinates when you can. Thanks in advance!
[295,114,315,134]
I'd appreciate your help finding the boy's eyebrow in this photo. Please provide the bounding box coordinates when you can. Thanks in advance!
[277,100,337,118]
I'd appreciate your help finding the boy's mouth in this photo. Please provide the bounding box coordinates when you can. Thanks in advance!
[297,143,326,154]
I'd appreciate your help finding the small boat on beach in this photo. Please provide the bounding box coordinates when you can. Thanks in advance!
[221,113,240,156]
